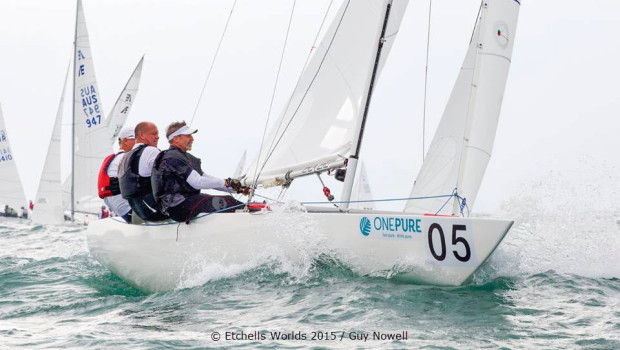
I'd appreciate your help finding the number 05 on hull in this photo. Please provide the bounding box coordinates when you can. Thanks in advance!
[87,211,512,292]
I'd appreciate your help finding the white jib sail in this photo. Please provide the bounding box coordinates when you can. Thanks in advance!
[32,69,69,225]
[106,56,144,143]
[244,0,409,187]
[0,104,27,213]
[405,0,520,215]
[72,0,112,214]
[351,161,376,210]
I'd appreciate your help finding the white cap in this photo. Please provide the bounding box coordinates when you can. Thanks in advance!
[117,127,135,141]
[168,125,198,141]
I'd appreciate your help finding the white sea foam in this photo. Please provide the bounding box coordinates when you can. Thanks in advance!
[177,202,331,289]
[485,159,620,279]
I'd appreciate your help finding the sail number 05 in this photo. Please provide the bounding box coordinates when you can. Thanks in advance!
[427,223,471,262]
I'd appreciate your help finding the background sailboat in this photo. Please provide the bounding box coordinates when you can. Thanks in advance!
[105,56,144,143]
[0,103,28,218]
[70,0,110,220]
[350,161,375,211]
[32,69,69,225]
[32,0,143,224]
[62,0,143,221]
[232,150,247,179]
[61,54,144,220]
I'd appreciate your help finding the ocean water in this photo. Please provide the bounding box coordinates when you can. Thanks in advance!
[1,177,619,349]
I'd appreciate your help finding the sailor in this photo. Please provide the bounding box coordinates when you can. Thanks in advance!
[152,121,248,223]
[4,205,17,217]
[98,205,110,219]
[98,127,135,223]
[19,206,28,219]
[118,122,168,222]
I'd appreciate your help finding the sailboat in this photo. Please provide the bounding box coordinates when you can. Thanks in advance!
[31,68,69,225]
[105,56,145,144]
[350,162,376,211]
[0,103,28,222]
[88,0,520,293]
[32,0,144,225]
[233,150,247,179]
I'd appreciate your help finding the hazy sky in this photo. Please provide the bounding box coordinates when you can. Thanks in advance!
[0,0,618,213]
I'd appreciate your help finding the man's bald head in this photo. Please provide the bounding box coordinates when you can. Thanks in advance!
[134,121,159,147]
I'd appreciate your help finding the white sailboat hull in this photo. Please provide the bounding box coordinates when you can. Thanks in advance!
[0,216,31,225]
[87,209,512,293]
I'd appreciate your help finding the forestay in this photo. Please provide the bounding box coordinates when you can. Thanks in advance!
[32,69,68,225]
[405,0,520,215]
[0,104,27,212]
[244,0,409,187]
[72,0,113,215]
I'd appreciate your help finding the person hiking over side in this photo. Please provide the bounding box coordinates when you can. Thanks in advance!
[152,121,249,223]
[118,121,168,222]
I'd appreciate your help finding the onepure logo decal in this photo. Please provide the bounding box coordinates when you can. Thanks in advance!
[359,216,422,240]
[359,217,372,236]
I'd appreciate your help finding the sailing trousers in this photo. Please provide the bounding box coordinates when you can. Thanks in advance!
[128,193,169,222]
[167,193,242,223]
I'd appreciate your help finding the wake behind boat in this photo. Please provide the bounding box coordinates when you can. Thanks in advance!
[88,0,520,292]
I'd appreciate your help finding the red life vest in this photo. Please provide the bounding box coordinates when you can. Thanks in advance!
[98,153,122,198]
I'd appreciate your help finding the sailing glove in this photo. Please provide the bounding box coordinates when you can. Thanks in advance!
[226,178,243,191]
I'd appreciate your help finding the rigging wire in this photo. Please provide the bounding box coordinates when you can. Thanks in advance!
[251,0,298,189]
[189,0,238,126]
[252,1,349,187]
[260,0,335,165]
[422,0,432,161]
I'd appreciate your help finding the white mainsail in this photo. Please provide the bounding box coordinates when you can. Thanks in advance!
[0,104,27,213]
[405,0,520,215]
[106,56,144,143]
[72,0,113,215]
[32,69,69,225]
[62,54,144,215]
[350,161,376,210]
[244,0,409,187]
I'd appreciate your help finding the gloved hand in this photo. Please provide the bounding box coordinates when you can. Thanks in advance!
[225,178,243,192]
[238,186,251,195]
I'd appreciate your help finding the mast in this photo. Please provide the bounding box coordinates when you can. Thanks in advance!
[340,1,392,209]
[71,0,78,222]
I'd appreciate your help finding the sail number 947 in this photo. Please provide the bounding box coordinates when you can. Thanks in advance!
[427,223,471,262]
